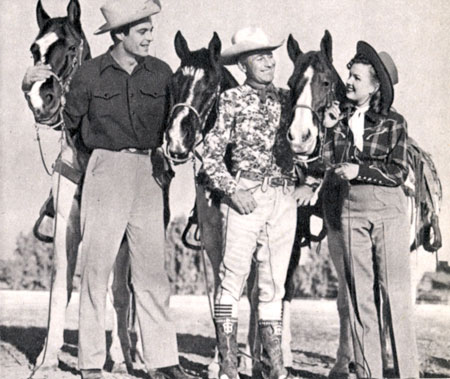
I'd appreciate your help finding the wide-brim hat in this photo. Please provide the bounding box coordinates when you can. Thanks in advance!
[356,41,398,112]
[221,27,284,65]
[94,0,161,35]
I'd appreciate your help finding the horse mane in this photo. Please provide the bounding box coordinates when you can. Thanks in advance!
[202,65,238,137]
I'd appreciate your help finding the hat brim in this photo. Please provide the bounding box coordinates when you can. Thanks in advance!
[356,41,394,112]
[94,7,160,35]
[220,40,284,65]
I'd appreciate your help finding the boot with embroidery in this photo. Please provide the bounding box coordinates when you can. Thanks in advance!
[259,320,290,379]
[214,318,239,379]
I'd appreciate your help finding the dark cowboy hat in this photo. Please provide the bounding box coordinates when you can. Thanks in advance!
[356,41,397,112]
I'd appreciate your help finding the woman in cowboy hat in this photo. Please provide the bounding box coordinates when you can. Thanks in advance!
[321,42,419,379]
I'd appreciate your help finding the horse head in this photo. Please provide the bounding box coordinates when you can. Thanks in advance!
[26,0,91,126]
[286,31,346,160]
[164,31,237,164]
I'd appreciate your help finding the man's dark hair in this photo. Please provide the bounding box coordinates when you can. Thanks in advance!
[110,24,131,44]
[110,17,151,45]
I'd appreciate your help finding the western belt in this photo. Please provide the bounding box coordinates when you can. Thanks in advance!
[121,148,150,155]
[238,170,296,187]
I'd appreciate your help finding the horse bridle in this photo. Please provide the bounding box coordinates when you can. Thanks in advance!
[29,39,85,176]
[29,39,85,131]
[164,85,221,164]
[288,84,336,164]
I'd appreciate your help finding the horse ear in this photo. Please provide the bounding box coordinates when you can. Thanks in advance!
[208,32,222,64]
[320,30,333,62]
[287,34,303,63]
[174,31,190,61]
[67,0,82,34]
[36,0,50,30]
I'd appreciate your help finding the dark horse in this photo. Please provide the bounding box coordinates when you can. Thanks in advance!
[285,30,442,375]
[25,0,136,373]
[164,31,335,374]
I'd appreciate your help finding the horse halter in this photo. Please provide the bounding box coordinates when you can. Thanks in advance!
[164,85,221,164]
[288,83,336,164]
[30,39,85,131]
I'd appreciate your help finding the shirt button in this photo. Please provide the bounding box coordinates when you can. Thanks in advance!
[130,93,134,98]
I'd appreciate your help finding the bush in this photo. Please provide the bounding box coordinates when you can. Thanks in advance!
[5,228,54,290]
[1,216,338,298]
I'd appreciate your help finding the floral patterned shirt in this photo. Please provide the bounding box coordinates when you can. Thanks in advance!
[203,83,292,196]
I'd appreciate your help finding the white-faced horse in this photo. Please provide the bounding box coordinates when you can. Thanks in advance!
[25,0,136,374]
[285,30,442,376]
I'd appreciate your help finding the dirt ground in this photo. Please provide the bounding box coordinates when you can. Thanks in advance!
[0,291,449,379]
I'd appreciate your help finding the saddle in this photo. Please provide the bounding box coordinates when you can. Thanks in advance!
[404,137,442,252]
[293,137,442,253]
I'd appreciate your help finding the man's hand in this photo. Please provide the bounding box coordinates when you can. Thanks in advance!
[22,64,53,92]
[334,163,359,181]
[323,101,342,128]
[293,185,316,206]
[229,189,257,215]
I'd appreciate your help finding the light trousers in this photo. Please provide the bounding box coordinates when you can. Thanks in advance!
[78,149,178,370]
[327,184,419,379]
[215,178,297,321]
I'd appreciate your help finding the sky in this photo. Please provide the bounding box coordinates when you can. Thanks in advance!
[0,0,449,263]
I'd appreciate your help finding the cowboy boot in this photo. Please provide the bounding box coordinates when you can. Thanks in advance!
[214,318,239,379]
[259,320,290,379]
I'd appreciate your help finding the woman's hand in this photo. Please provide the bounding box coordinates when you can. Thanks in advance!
[334,163,359,181]
[22,64,53,92]
[323,101,342,128]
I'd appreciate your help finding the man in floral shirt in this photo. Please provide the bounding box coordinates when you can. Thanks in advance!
[203,27,299,379]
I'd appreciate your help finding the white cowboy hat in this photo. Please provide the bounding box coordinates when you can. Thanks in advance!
[221,27,284,65]
[94,0,161,35]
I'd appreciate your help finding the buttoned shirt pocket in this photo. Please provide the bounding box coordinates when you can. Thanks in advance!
[139,84,167,114]
[92,88,122,117]
[362,121,393,159]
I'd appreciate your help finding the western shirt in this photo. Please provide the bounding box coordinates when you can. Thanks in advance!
[203,83,293,196]
[63,48,172,151]
[322,108,409,186]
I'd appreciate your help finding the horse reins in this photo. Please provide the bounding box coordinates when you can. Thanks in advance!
[32,40,85,176]
[28,39,85,379]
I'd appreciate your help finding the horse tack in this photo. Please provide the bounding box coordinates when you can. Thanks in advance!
[406,137,442,252]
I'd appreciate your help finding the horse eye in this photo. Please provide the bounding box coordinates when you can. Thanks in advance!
[68,45,77,52]
[323,81,330,87]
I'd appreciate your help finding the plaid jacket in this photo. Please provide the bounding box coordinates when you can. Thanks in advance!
[322,109,409,186]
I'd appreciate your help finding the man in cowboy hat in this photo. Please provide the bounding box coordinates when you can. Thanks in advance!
[203,26,303,379]
[22,1,186,378]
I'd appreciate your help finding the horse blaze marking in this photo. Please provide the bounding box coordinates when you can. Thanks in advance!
[36,32,59,64]
[29,80,45,111]
[169,67,205,149]
[291,66,317,144]
[29,32,59,111]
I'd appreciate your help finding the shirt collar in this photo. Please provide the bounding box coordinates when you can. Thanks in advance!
[100,47,153,75]
[243,81,280,103]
